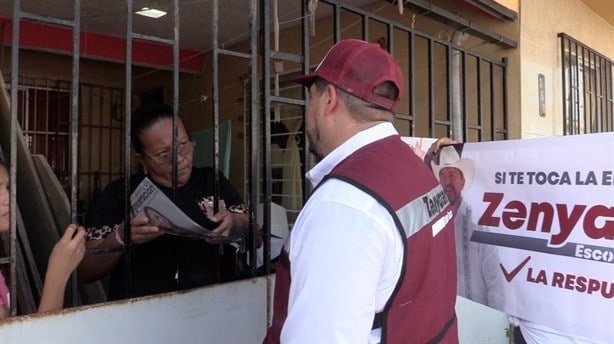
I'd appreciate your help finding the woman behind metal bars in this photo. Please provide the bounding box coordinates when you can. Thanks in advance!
[78,104,249,301]
[0,157,86,318]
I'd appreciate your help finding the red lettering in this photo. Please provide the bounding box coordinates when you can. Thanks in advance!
[549,272,613,298]
[575,276,587,292]
[527,202,554,232]
[588,279,601,294]
[502,201,527,229]
[550,204,586,246]
[478,193,612,246]
[564,274,576,290]
[527,268,536,282]
[583,205,614,240]
[535,270,548,284]
[602,282,614,298]
[551,272,564,287]
[527,268,548,285]
[479,192,503,227]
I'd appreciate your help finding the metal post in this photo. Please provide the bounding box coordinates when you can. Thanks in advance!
[261,0,272,274]
[123,0,133,296]
[248,0,258,277]
[9,0,22,317]
[69,0,81,307]
[172,0,180,196]
[212,0,220,211]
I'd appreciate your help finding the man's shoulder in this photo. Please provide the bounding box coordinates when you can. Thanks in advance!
[313,178,388,212]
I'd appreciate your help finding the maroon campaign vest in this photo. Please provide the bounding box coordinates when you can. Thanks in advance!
[263,135,458,344]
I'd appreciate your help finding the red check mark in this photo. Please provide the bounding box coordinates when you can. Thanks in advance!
[500,256,531,282]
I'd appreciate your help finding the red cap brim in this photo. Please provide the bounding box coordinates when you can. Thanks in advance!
[293,73,318,87]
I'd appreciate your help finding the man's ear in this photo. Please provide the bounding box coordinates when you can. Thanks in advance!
[323,83,340,116]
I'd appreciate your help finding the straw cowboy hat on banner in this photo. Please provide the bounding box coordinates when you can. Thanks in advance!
[430,145,475,189]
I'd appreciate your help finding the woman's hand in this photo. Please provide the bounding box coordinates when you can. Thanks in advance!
[205,209,236,244]
[39,224,85,313]
[205,207,249,244]
[47,224,86,284]
[120,216,164,245]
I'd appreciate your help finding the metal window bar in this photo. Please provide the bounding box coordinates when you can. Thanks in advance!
[583,48,589,133]
[122,0,133,296]
[499,57,509,140]
[300,0,311,205]
[608,60,614,131]
[261,0,510,223]
[446,44,454,139]
[475,56,483,141]
[559,33,614,135]
[211,0,259,277]
[84,0,181,296]
[78,83,125,222]
[247,0,259,278]
[103,0,183,297]
[2,78,70,192]
[574,40,580,134]
[8,0,81,314]
[2,77,73,174]
[248,0,512,305]
[408,31,416,136]
[462,51,469,141]
[261,0,274,277]
[257,0,509,270]
[490,61,496,139]
[262,0,508,197]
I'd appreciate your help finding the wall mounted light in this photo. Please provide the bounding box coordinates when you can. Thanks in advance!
[135,7,167,19]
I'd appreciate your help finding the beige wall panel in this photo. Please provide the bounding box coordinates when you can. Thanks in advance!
[2,49,125,88]
[520,0,614,137]
[496,0,519,12]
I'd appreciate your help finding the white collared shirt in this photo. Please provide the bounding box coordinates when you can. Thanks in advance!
[281,123,404,344]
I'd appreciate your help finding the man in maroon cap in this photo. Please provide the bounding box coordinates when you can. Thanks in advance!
[263,39,458,344]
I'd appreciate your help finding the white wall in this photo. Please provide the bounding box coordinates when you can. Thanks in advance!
[0,277,270,344]
[0,276,507,343]
[456,297,509,343]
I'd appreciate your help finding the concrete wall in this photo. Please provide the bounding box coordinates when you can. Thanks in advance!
[0,275,508,344]
[519,0,614,138]
[0,277,270,343]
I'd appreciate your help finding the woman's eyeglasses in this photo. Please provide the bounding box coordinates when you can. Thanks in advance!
[145,141,196,166]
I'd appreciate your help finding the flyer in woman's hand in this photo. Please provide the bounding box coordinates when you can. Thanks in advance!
[130,177,222,238]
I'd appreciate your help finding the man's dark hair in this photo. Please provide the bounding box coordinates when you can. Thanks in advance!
[312,78,397,122]
[131,104,176,154]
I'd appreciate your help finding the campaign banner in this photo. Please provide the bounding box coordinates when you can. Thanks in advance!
[429,133,613,342]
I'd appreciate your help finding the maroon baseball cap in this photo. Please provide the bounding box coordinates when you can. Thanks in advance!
[295,39,403,111]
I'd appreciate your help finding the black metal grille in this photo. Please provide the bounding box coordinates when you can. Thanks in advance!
[559,33,614,135]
